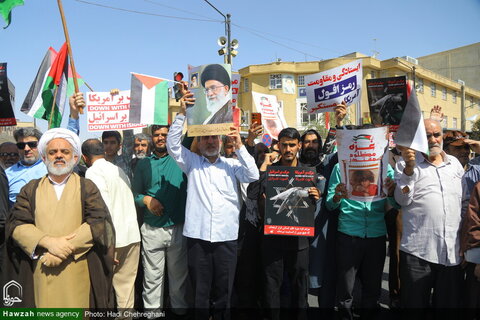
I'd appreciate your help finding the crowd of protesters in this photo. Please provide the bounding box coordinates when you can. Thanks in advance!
[0,86,479,320]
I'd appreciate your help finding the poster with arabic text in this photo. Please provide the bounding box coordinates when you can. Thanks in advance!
[305,60,362,113]
[86,90,146,132]
[337,126,389,202]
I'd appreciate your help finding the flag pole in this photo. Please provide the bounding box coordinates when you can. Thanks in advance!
[49,86,59,129]
[57,0,83,114]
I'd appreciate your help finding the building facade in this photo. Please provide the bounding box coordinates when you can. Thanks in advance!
[236,52,480,133]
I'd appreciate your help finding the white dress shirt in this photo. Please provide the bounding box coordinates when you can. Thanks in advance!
[85,158,140,248]
[394,151,464,266]
[167,114,259,242]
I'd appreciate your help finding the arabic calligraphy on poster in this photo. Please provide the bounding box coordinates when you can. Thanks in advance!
[86,90,146,132]
[337,126,389,202]
[305,60,362,113]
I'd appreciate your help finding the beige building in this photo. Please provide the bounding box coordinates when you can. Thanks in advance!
[235,53,480,133]
[417,42,480,91]
[0,120,35,143]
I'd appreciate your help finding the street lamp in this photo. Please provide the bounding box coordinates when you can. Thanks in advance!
[203,0,238,64]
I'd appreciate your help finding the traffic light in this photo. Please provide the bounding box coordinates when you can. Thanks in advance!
[173,72,184,101]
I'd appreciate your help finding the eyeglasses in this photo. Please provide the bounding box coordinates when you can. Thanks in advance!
[0,152,19,157]
[16,141,38,150]
[204,85,225,94]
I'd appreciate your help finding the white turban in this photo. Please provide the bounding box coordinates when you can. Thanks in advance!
[38,128,82,164]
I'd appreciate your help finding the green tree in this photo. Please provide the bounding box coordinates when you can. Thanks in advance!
[471,118,480,141]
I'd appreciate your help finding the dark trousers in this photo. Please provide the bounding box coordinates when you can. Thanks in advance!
[187,237,237,320]
[336,232,386,320]
[385,208,401,302]
[262,243,308,320]
[234,221,262,312]
[465,262,480,319]
[399,251,463,309]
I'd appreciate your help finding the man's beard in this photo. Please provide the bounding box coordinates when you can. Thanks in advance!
[45,157,76,176]
[135,151,147,159]
[206,91,230,113]
[199,145,219,157]
[154,146,167,154]
[301,148,319,164]
[22,155,39,165]
[428,142,443,156]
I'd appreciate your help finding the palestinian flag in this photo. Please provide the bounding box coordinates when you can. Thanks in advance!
[394,86,429,154]
[21,43,69,128]
[130,72,168,125]
[0,0,24,29]
[67,66,85,98]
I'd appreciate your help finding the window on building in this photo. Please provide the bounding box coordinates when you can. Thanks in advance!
[452,91,457,103]
[442,115,448,128]
[453,117,457,129]
[442,87,447,100]
[416,78,424,93]
[269,74,282,89]
[297,75,305,86]
[301,103,320,126]
[431,82,436,97]
[370,71,375,79]
[243,78,249,92]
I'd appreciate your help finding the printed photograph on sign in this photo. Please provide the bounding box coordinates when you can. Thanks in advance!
[305,60,362,113]
[264,166,317,237]
[366,76,408,131]
[337,127,389,202]
[187,64,233,136]
[251,91,287,140]
[190,72,199,88]
[349,168,380,197]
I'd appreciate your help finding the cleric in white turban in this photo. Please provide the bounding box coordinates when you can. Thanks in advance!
[4,127,116,308]
[38,128,82,175]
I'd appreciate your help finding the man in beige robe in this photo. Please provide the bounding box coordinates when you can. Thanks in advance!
[2,128,115,308]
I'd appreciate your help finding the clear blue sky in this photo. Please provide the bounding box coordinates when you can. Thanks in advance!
[1,0,479,140]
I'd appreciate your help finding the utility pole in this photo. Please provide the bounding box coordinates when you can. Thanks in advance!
[459,79,466,131]
[204,0,232,64]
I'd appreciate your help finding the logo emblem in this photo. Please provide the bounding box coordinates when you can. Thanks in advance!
[3,280,22,306]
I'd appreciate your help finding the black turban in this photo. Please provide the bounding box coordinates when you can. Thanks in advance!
[201,64,230,87]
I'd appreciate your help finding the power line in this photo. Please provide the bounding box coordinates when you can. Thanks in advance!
[74,0,326,60]
[232,23,341,55]
[73,0,222,22]
[233,24,323,60]
[143,0,217,21]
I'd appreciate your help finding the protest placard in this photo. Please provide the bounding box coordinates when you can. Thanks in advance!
[251,91,287,140]
[0,63,16,126]
[305,60,362,113]
[366,76,408,131]
[264,166,316,237]
[337,126,389,202]
[86,90,146,132]
[187,64,233,136]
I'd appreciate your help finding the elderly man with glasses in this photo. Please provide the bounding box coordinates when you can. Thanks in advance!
[0,142,19,169]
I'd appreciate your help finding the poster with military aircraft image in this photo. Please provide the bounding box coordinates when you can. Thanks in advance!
[264,166,317,237]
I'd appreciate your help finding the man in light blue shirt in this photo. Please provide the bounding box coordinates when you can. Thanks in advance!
[167,89,259,319]
[6,93,82,205]
[6,127,46,205]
